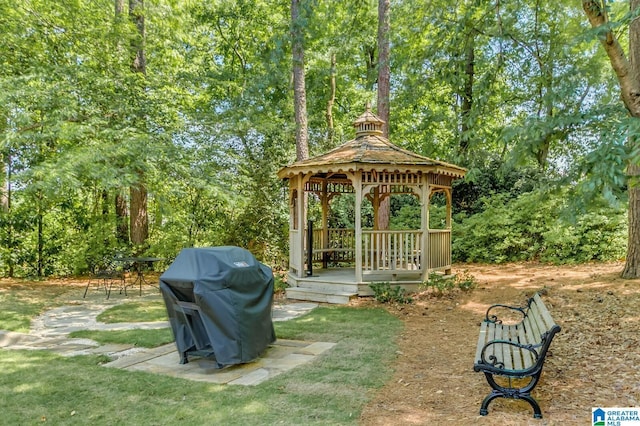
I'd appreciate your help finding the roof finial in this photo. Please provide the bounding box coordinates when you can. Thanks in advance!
[365,101,372,112]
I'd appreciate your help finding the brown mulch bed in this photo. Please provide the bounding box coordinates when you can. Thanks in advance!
[358,262,640,425]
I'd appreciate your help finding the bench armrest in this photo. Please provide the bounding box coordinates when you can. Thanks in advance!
[478,340,541,369]
[485,304,526,324]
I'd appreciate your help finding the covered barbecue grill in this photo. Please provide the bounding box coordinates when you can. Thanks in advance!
[159,246,276,367]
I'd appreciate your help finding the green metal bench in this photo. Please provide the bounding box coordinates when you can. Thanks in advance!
[473,293,561,418]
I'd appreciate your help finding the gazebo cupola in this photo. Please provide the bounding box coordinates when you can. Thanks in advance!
[278,107,466,304]
[353,105,384,136]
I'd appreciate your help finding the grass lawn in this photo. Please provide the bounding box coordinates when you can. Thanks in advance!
[69,328,175,348]
[0,283,403,425]
[96,301,169,323]
[0,281,75,332]
[70,301,174,347]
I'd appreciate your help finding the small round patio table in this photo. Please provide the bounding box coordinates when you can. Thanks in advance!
[116,257,164,296]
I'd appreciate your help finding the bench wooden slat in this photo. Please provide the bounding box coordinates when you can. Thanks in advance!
[485,324,498,359]
[501,324,514,370]
[510,324,524,370]
[474,320,489,364]
[530,307,550,344]
[531,293,558,330]
[528,303,547,332]
[523,312,543,343]
[494,323,504,368]
[516,322,535,368]
[522,314,543,370]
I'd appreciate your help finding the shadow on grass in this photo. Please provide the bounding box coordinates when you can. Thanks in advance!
[0,306,402,425]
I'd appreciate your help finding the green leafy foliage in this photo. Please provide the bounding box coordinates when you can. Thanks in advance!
[421,271,477,296]
[453,189,627,264]
[422,273,456,295]
[0,0,632,278]
[454,270,478,291]
[273,270,289,294]
[369,282,413,304]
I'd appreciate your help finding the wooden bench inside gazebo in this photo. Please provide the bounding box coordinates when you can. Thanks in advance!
[278,107,466,303]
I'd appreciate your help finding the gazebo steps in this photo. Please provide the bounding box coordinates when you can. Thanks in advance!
[285,287,357,305]
[295,281,359,294]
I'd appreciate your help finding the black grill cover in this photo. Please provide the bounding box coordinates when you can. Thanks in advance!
[159,246,275,367]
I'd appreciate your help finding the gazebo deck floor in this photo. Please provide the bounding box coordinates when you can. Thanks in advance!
[285,267,424,304]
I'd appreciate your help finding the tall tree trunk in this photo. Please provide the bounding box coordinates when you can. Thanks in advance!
[3,151,13,277]
[291,0,309,161]
[115,190,129,243]
[129,0,148,251]
[627,162,640,277]
[535,19,554,170]
[376,0,391,231]
[625,0,640,277]
[114,0,129,245]
[1,153,8,213]
[364,45,377,91]
[460,29,476,157]
[115,0,125,14]
[583,0,640,277]
[37,192,43,277]
[0,111,5,213]
[377,0,390,138]
[326,52,336,147]
[100,190,110,249]
[129,0,146,74]
[130,181,148,247]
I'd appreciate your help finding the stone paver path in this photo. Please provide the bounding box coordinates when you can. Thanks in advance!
[0,295,335,385]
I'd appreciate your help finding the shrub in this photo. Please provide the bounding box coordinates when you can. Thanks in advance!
[540,207,626,263]
[455,270,478,291]
[421,271,477,295]
[273,270,289,294]
[422,273,456,295]
[369,282,413,304]
[452,189,626,264]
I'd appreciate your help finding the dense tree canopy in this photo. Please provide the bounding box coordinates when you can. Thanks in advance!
[0,0,631,277]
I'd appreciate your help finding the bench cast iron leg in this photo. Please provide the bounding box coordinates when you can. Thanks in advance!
[479,390,501,416]
[480,372,543,419]
[520,394,542,419]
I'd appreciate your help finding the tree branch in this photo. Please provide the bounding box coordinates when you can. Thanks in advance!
[583,0,640,117]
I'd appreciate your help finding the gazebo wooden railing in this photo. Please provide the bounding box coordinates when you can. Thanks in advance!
[310,228,356,263]
[306,227,452,275]
[428,229,451,272]
[362,230,422,272]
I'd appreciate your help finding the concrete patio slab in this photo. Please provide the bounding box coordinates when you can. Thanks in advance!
[1,295,331,386]
[103,339,336,386]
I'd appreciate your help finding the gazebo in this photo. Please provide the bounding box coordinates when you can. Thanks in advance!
[277,107,466,303]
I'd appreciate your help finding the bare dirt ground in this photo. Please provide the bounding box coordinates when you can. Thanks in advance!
[358,262,640,426]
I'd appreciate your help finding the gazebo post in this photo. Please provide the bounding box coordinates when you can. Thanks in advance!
[353,173,363,284]
[321,179,330,268]
[421,178,430,282]
[292,173,308,278]
[445,188,453,275]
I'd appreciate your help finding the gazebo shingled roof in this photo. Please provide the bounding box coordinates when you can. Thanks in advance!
[278,106,466,179]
